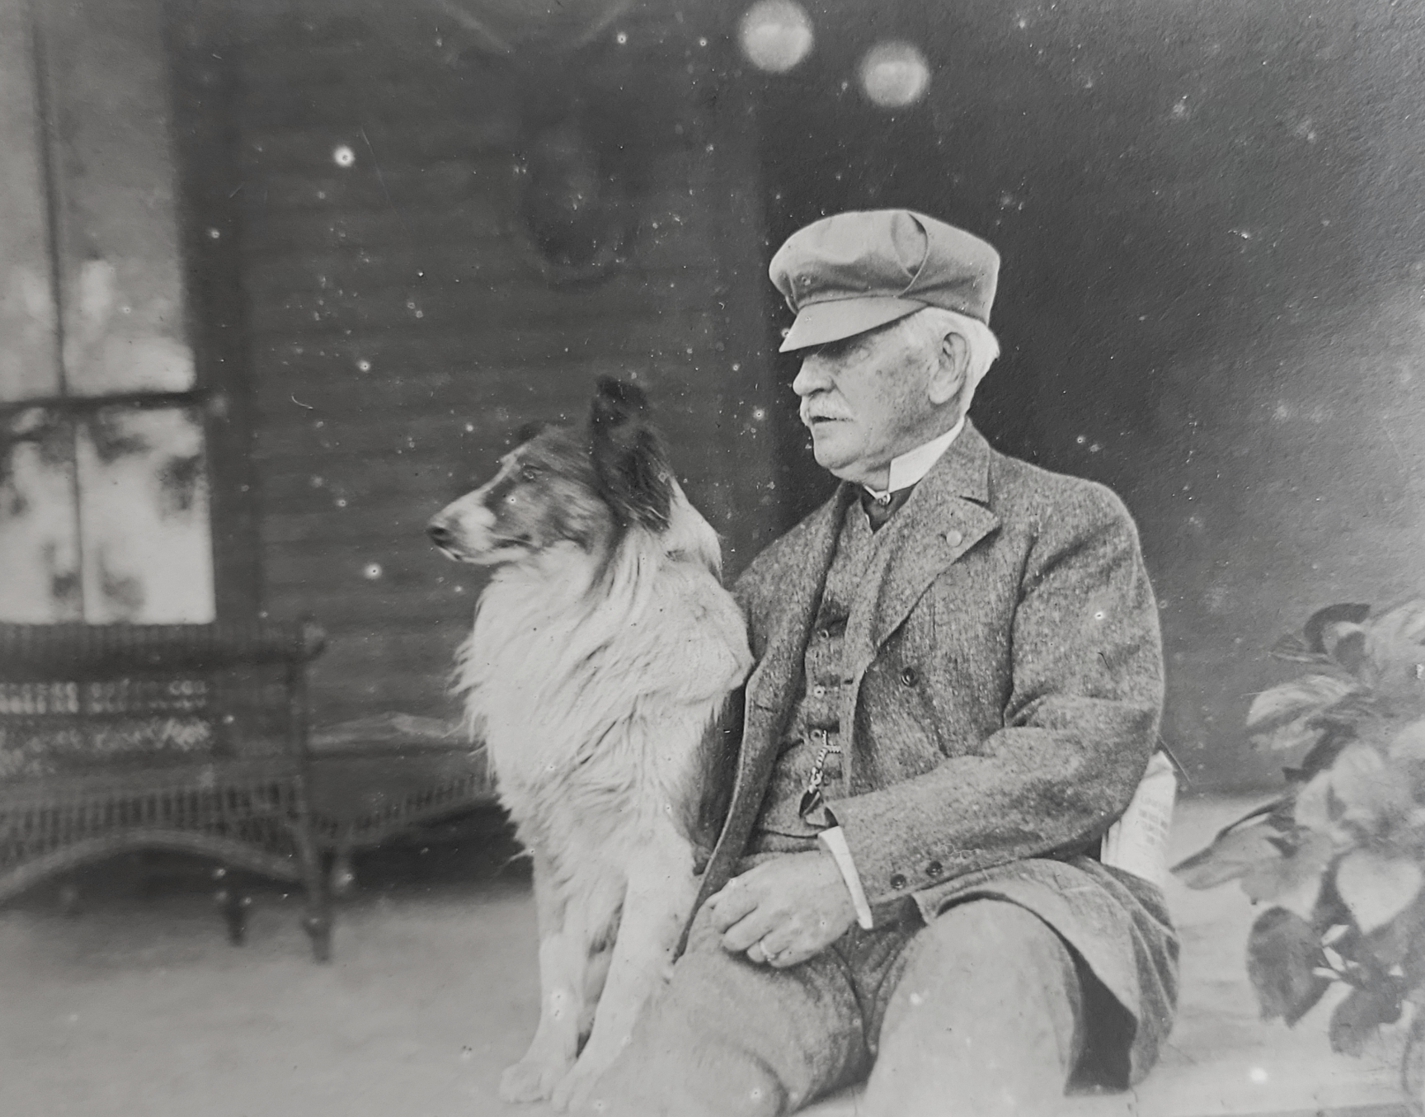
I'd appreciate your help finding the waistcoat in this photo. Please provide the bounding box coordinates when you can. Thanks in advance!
[751,501,883,849]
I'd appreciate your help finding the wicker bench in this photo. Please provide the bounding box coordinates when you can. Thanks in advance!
[0,621,333,961]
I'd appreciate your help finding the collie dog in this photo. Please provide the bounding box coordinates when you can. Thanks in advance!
[428,379,751,1109]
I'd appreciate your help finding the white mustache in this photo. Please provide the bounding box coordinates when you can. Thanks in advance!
[800,405,853,424]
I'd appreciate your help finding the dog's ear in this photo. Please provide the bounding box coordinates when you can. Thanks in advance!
[515,420,551,445]
[589,377,672,532]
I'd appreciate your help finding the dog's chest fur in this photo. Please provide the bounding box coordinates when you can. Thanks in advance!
[458,533,750,874]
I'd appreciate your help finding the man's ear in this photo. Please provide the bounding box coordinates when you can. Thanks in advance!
[589,377,673,532]
[927,331,970,407]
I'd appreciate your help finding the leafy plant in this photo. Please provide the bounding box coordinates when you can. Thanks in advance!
[1175,599,1425,1107]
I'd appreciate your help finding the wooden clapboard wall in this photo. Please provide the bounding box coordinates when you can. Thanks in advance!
[174,2,780,728]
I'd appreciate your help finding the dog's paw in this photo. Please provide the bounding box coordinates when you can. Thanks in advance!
[550,1061,605,1113]
[499,1056,568,1103]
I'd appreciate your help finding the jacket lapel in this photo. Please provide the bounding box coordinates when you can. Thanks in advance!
[744,491,848,716]
[680,487,851,944]
[840,423,1001,685]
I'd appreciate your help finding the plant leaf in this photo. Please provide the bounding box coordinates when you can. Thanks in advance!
[1365,900,1420,967]
[1362,599,1425,700]
[1328,983,1404,1057]
[1305,604,1373,654]
[1390,719,1425,764]
[1241,831,1333,916]
[1390,720,1425,802]
[1255,719,1328,754]
[1247,676,1357,740]
[1247,906,1332,1025]
[1330,630,1369,675]
[1330,743,1413,835]
[1270,633,1337,666]
[1366,599,1425,648]
[1294,768,1351,846]
[1172,822,1285,890]
[1336,849,1424,933]
[1288,728,1356,783]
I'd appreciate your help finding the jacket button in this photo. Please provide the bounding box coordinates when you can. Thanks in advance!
[944,529,964,547]
[889,873,907,890]
[926,860,943,877]
[900,666,918,687]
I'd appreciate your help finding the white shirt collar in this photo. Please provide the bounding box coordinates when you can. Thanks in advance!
[863,418,965,502]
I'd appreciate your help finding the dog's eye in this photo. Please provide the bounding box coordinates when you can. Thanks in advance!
[518,465,541,484]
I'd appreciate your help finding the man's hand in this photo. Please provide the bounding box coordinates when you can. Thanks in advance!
[704,849,858,969]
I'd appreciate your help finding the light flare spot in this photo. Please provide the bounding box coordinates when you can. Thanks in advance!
[859,41,931,108]
[739,0,814,73]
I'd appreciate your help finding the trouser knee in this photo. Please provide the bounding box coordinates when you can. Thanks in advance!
[863,900,1084,1117]
[582,1014,788,1117]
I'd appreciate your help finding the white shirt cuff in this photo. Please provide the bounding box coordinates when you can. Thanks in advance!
[818,825,874,930]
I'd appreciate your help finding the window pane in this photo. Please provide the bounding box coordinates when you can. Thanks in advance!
[0,408,81,621]
[61,259,195,397]
[43,0,194,396]
[75,406,214,623]
[0,0,61,402]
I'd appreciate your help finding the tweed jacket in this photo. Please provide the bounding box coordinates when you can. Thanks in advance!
[692,421,1178,1085]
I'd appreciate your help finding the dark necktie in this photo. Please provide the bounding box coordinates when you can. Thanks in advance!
[860,486,913,531]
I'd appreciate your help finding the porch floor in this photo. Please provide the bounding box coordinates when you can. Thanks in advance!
[0,797,1411,1117]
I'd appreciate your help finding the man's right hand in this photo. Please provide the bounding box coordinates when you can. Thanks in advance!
[705,850,858,968]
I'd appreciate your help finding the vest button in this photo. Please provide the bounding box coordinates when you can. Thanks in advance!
[889,873,908,890]
[944,529,964,547]
[900,666,919,687]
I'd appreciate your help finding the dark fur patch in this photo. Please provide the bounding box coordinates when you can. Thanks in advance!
[588,378,673,533]
[480,427,613,554]
[678,687,746,870]
[516,419,554,445]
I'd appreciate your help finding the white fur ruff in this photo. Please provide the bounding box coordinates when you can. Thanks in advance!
[457,486,750,1106]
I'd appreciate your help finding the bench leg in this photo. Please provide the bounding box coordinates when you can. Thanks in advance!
[329,849,356,897]
[57,881,81,916]
[295,837,333,963]
[211,866,251,945]
[303,905,332,962]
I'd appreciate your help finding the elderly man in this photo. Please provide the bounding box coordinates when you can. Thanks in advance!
[581,210,1178,1117]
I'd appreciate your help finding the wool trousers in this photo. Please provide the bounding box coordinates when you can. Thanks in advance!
[579,896,1086,1117]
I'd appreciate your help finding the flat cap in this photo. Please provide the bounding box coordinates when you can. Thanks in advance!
[769,209,1000,352]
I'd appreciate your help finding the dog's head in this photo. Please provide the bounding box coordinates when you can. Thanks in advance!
[428,377,675,567]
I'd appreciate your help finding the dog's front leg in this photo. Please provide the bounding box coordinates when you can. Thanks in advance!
[500,853,587,1103]
[551,823,696,1112]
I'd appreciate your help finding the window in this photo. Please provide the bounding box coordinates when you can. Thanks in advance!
[0,0,215,624]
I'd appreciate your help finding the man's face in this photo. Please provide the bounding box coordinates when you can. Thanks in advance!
[792,317,944,488]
